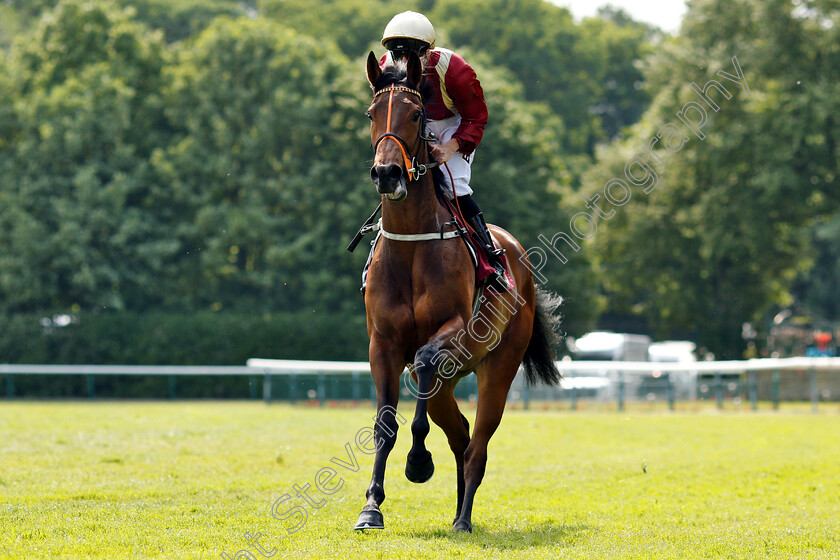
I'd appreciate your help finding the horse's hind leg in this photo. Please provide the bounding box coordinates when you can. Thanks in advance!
[427,385,471,522]
[452,353,521,533]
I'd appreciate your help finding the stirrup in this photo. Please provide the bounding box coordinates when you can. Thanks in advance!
[487,245,505,258]
[487,265,512,293]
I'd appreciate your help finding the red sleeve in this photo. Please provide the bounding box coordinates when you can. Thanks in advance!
[444,54,488,154]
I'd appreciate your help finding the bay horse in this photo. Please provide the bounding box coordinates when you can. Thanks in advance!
[355,51,562,533]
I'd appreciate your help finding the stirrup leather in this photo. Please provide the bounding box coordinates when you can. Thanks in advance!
[467,213,511,293]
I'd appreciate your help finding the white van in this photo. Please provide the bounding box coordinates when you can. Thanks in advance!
[568,331,652,361]
[564,332,652,401]
[647,341,698,401]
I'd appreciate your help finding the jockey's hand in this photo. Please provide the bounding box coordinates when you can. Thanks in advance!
[430,138,460,164]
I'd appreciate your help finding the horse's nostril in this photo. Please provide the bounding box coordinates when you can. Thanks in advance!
[385,164,402,181]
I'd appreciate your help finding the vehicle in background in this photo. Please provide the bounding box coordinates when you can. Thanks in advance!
[566,331,652,362]
[646,341,698,401]
[564,332,652,401]
[648,341,697,363]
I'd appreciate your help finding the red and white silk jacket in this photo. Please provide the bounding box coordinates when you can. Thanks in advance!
[380,48,488,155]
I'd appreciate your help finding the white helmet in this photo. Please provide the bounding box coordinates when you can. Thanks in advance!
[381,11,436,52]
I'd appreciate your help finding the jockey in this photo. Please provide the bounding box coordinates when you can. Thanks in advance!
[380,11,510,291]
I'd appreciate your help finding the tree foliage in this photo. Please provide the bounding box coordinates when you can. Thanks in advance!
[0,0,837,364]
[429,0,656,161]
[152,17,372,312]
[0,1,171,312]
[583,0,840,357]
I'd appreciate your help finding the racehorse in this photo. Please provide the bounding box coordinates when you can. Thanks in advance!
[355,50,562,533]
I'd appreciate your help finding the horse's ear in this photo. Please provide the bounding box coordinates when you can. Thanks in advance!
[366,51,381,87]
[406,50,422,89]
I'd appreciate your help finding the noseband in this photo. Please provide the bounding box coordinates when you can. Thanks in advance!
[372,85,438,181]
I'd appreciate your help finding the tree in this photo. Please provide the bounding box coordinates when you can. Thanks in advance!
[120,0,256,42]
[154,16,372,312]
[427,0,655,169]
[580,8,658,140]
[1,0,255,43]
[583,0,840,357]
[0,4,24,50]
[259,0,405,57]
[429,0,602,160]
[794,214,840,321]
[0,0,172,312]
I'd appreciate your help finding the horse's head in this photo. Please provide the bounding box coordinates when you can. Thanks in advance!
[366,50,425,202]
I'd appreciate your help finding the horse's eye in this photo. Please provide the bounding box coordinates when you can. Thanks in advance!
[365,110,373,121]
[412,110,422,122]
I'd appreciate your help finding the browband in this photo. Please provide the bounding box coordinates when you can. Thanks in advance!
[374,85,422,99]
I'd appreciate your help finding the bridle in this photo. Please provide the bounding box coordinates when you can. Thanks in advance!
[371,85,439,182]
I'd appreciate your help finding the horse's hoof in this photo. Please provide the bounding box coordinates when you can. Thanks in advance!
[453,519,472,533]
[405,453,434,483]
[354,508,384,530]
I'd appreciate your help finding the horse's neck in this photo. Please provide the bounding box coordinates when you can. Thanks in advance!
[381,176,445,235]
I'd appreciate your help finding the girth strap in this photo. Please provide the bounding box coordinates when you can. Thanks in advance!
[371,218,461,242]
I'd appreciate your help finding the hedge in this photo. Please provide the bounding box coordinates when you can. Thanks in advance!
[0,311,370,398]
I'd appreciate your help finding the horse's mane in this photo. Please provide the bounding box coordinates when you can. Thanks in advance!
[372,59,433,102]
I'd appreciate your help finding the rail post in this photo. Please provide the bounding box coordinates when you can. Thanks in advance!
[772,369,780,410]
[352,371,361,401]
[249,375,258,400]
[810,366,818,412]
[749,370,758,411]
[86,374,96,399]
[317,373,326,407]
[667,376,675,411]
[263,371,272,404]
[617,372,625,412]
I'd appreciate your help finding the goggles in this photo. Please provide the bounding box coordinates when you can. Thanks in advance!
[384,38,430,59]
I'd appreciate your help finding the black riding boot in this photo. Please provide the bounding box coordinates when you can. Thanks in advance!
[468,213,504,259]
[466,213,511,292]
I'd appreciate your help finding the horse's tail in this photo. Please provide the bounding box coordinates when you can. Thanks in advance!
[522,286,563,386]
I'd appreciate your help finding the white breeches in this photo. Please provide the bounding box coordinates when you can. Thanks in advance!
[426,115,474,199]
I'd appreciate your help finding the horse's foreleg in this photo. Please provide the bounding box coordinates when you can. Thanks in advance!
[404,343,439,483]
[355,338,404,530]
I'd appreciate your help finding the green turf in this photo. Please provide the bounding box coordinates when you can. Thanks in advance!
[2,401,840,559]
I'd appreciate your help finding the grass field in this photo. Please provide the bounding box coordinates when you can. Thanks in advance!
[2,401,840,559]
